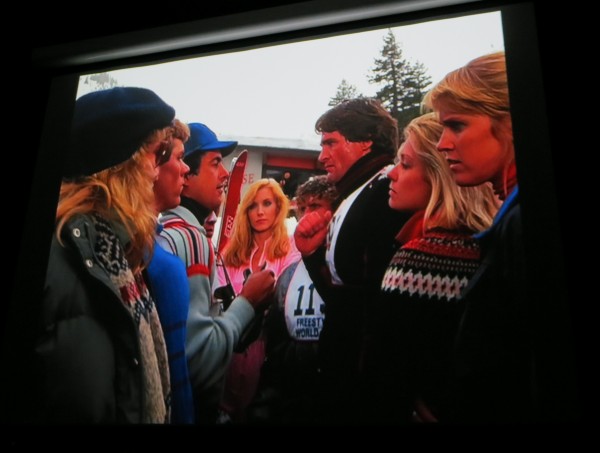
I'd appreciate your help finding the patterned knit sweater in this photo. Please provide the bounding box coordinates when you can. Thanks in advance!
[92,215,171,423]
[381,230,480,300]
[371,228,481,422]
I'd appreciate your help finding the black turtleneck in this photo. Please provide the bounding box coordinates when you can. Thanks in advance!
[333,152,394,208]
[180,196,212,225]
[304,150,407,294]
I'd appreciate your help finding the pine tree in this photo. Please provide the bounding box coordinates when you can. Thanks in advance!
[89,72,119,89]
[369,30,432,131]
[78,72,120,96]
[328,79,362,106]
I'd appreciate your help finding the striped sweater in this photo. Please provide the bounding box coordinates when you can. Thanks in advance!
[158,205,255,422]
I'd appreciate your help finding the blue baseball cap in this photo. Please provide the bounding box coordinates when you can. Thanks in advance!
[183,122,238,159]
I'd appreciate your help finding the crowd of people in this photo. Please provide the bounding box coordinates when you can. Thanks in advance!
[24,51,575,424]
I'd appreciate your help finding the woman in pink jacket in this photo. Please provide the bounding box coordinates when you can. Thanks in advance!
[217,178,300,422]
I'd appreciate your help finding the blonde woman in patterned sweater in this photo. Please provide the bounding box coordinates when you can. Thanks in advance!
[364,113,498,423]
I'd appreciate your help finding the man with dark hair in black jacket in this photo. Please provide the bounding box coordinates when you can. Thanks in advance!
[295,98,410,424]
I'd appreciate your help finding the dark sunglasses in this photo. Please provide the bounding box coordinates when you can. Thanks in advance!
[155,140,173,167]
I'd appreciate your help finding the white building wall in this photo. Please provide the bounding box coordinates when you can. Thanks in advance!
[222,148,264,198]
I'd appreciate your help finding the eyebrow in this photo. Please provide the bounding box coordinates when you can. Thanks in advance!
[440,114,466,123]
[399,152,412,162]
[320,138,337,145]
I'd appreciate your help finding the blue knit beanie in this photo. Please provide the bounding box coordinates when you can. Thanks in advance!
[183,123,238,159]
[64,87,175,178]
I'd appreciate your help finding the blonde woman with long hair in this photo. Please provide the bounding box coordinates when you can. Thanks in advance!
[217,178,300,422]
[365,112,498,423]
[37,87,175,423]
[422,51,547,422]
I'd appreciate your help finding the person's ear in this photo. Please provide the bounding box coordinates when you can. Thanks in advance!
[501,115,512,135]
[359,140,373,155]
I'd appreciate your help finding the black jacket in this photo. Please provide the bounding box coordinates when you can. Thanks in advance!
[451,187,535,422]
[302,153,410,422]
[35,215,146,423]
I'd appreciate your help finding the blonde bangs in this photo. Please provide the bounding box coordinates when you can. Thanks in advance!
[171,119,190,142]
[423,51,510,120]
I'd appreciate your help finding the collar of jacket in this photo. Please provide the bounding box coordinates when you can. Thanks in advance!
[160,205,204,231]
[63,212,131,248]
[395,210,425,245]
[179,196,212,225]
[474,185,519,240]
[106,215,131,248]
[62,214,131,301]
[334,152,394,208]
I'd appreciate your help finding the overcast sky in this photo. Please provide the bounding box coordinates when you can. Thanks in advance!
[78,10,504,148]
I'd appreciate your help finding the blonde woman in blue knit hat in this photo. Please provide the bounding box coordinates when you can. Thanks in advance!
[36,87,175,423]
[364,112,498,423]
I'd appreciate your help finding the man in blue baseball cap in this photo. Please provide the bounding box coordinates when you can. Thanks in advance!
[158,123,275,424]
[179,123,237,216]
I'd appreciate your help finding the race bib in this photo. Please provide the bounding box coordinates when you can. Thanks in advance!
[284,261,325,341]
